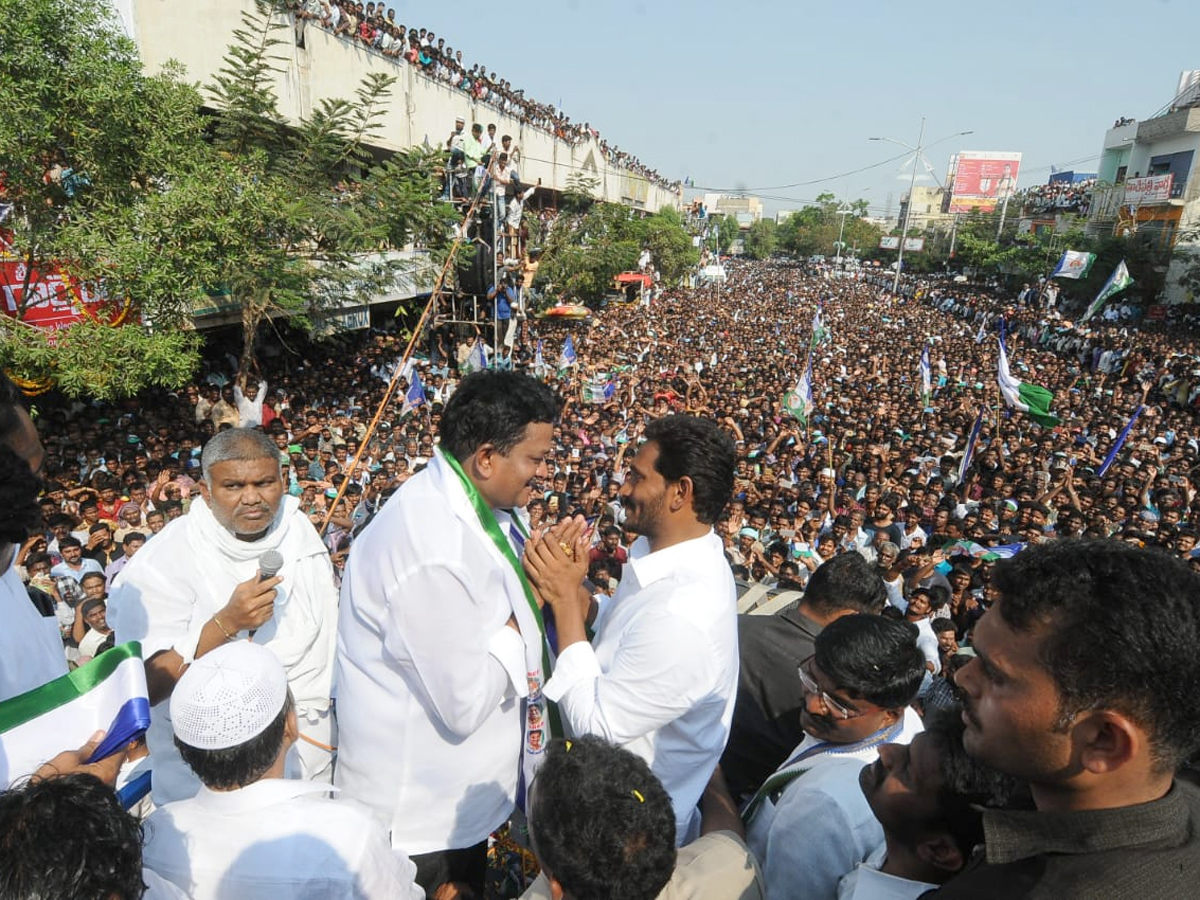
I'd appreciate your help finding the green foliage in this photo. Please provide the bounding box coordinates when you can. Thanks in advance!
[559,172,601,216]
[536,201,698,306]
[713,215,740,253]
[777,199,880,259]
[1,319,201,400]
[1,0,454,396]
[744,219,777,260]
[0,0,210,393]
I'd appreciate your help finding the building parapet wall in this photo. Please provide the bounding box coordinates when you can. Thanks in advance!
[1136,107,1200,142]
[130,0,679,212]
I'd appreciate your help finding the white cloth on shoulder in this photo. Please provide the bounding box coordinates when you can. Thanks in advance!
[111,495,338,805]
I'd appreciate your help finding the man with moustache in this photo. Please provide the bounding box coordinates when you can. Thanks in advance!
[112,428,339,805]
[930,539,1200,898]
[841,710,1026,899]
[740,615,926,900]
[336,371,564,898]
[524,415,739,846]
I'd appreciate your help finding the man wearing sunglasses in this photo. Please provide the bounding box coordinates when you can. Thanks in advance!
[741,614,926,900]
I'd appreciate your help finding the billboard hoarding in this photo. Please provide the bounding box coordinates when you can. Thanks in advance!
[948,151,1022,214]
[1123,174,1174,206]
[879,236,924,251]
[0,260,131,331]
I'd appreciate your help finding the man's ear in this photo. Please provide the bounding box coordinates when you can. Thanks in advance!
[471,444,498,481]
[670,475,694,514]
[1074,710,1139,775]
[283,706,300,748]
[547,874,565,900]
[915,833,965,874]
[197,481,211,501]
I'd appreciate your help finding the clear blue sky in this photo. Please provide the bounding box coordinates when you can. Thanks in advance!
[415,0,1200,217]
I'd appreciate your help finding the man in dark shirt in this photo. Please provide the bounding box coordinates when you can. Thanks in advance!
[721,552,887,801]
[587,526,629,579]
[928,539,1200,898]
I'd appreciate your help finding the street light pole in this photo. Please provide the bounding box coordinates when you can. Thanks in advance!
[835,201,853,267]
[893,116,925,294]
[870,125,973,294]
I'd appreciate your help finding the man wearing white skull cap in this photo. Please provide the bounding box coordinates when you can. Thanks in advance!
[142,642,421,900]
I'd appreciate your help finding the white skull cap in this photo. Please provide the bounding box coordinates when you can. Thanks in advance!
[171,642,288,750]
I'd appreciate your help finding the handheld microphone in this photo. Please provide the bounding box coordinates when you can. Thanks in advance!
[250,550,285,639]
[259,549,284,581]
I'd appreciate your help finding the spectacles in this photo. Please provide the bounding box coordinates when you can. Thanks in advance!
[798,657,859,720]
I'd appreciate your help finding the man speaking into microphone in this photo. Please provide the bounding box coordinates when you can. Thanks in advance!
[112,428,338,805]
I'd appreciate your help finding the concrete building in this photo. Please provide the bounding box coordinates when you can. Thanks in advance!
[1089,73,1200,303]
[120,0,679,214]
[703,194,764,228]
[898,185,951,232]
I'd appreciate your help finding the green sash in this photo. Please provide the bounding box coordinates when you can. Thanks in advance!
[439,448,561,737]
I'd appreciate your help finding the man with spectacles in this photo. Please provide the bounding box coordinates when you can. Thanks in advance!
[739,614,926,900]
[721,553,887,803]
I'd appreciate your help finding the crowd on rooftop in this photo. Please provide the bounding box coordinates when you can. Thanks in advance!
[287,1,679,192]
[1016,177,1096,214]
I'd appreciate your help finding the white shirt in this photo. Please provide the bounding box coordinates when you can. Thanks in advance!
[899,524,927,550]
[0,561,67,705]
[911,617,941,676]
[544,530,738,845]
[335,453,530,854]
[747,708,924,900]
[50,558,103,582]
[111,499,338,805]
[234,380,267,427]
[77,626,111,663]
[837,842,937,900]
[143,779,421,900]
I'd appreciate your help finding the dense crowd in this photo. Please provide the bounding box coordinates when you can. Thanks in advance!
[2,258,1199,899]
[286,1,679,192]
[1016,177,1096,214]
[15,256,1200,726]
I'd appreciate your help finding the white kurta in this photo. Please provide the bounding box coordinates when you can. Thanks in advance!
[746,708,924,900]
[0,561,67,705]
[142,779,422,900]
[110,497,338,805]
[837,842,938,900]
[334,452,532,854]
[544,530,739,845]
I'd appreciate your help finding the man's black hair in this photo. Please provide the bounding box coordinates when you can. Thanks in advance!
[0,372,26,447]
[530,736,676,900]
[439,371,559,463]
[930,616,956,634]
[176,694,292,790]
[25,551,52,570]
[58,535,83,550]
[802,552,887,617]
[642,415,735,525]
[815,614,926,710]
[0,774,145,900]
[992,538,1200,772]
[0,444,41,547]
